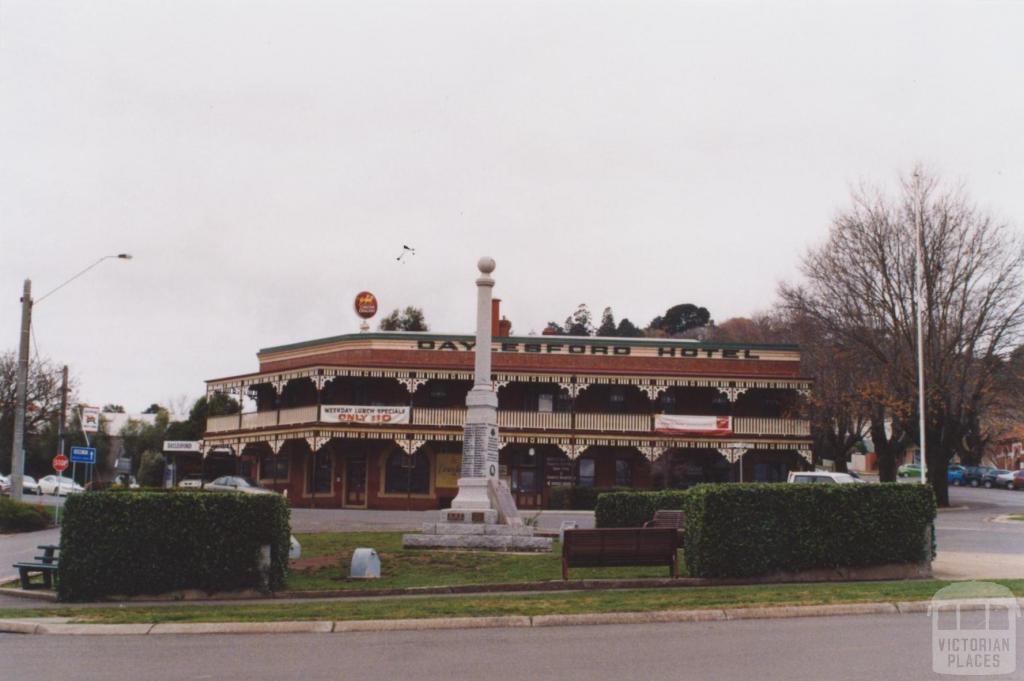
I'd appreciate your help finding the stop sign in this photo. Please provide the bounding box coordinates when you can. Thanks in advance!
[52,454,69,473]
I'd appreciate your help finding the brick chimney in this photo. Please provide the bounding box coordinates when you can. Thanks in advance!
[491,298,511,337]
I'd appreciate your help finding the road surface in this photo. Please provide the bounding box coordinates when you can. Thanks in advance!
[1,613,1019,681]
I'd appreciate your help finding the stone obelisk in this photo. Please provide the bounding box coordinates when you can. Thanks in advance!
[442,256,500,523]
[403,257,550,550]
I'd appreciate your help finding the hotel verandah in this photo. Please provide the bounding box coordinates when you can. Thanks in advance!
[198,308,814,510]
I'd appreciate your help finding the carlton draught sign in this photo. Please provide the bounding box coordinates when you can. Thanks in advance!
[354,292,378,319]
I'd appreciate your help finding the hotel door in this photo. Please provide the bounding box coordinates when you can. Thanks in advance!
[344,455,367,507]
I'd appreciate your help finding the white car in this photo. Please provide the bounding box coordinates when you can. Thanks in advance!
[787,471,865,484]
[0,474,41,495]
[995,470,1017,489]
[39,475,85,495]
[204,476,275,495]
[21,475,41,495]
[178,474,205,489]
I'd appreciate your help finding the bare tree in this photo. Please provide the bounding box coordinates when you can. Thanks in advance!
[0,351,76,474]
[781,168,1024,505]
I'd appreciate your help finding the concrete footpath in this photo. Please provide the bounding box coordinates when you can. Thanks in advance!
[4,598,1024,636]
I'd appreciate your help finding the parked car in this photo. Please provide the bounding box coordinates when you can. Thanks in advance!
[948,465,967,486]
[964,466,998,487]
[982,469,1011,489]
[38,475,85,495]
[204,476,275,495]
[787,471,864,484]
[995,470,1018,489]
[897,463,922,478]
[1007,470,1024,491]
[0,474,41,495]
[21,475,41,495]
[178,474,205,489]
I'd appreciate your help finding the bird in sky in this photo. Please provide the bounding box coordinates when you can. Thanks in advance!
[396,245,416,263]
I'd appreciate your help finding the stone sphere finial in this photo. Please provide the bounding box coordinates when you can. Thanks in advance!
[477,256,496,274]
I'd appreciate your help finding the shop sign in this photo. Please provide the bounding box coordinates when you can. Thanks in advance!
[321,405,410,424]
[654,414,732,436]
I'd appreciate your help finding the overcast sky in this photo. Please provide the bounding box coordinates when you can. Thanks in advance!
[2,1,1023,414]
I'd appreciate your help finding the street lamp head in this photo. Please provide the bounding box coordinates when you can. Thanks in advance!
[117,254,132,260]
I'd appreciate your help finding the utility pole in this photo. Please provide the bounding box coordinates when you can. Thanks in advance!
[913,171,928,487]
[10,280,33,501]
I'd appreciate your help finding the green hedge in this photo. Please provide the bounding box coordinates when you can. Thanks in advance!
[58,492,290,601]
[681,483,936,578]
[0,497,51,533]
[595,490,690,528]
[547,486,631,510]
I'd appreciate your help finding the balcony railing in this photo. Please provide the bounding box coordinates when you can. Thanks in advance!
[279,405,319,426]
[498,410,572,431]
[733,417,811,437]
[575,412,652,433]
[207,407,810,438]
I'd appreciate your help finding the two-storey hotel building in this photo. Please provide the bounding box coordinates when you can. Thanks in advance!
[201,318,813,510]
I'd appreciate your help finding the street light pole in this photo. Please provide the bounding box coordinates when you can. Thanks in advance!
[10,280,33,502]
[8,254,132,500]
[913,172,928,487]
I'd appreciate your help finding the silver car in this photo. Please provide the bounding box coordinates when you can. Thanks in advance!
[204,476,275,495]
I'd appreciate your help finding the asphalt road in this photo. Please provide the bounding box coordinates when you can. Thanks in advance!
[1,613,1018,681]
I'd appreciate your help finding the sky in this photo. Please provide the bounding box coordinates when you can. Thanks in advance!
[2,1,1023,414]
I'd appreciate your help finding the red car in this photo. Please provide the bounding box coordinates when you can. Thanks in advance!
[1010,470,1024,491]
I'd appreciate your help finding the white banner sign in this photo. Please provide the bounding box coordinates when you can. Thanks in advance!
[163,440,203,452]
[654,414,732,436]
[321,405,410,425]
[81,406,101,433]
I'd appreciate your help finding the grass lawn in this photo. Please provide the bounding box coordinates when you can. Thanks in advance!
[1009,514,1024,521]
[2,579,1023,625]
[285,532,682,591]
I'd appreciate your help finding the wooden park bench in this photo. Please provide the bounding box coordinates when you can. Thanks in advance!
[561,528,678,580]
[643,510,685,547]
[13,544,59,590]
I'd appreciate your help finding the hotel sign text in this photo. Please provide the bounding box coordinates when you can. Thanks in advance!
[416,340,760,360]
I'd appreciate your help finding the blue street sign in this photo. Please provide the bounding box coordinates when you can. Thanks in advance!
[70,446,96,464]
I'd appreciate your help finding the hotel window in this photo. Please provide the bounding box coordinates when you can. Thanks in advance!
[615,459,632,487]
[659,392,676,414]
[429,384,448,407]
[577,458,596,487]
[307,449,332,494]
[385,451,431,494]
[537,393,554,413]
[260,453,289,480]
[608,389,626,413]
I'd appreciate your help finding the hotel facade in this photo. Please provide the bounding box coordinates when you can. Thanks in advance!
[201,308,814,510]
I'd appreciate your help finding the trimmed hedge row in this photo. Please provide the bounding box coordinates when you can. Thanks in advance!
[0,497,51,533]
[681,484,936,578]
[58,491,290,601]
[594,490,690,528]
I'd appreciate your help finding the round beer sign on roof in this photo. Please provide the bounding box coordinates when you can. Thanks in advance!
[354,291,378,319]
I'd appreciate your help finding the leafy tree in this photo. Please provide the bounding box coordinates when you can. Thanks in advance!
[102,404,125,413]
[596,308,617,336]
[648,304,712,337]
[137,451,165,487]
[164,394,240,442]
[142,403,162,414]
[543,322,565,335]
[563,304,594,336]
[615,318,645,338]
[379,306,429,331]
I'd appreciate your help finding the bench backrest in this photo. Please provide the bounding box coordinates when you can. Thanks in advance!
[563,528,677,568]
[647,510,685,529]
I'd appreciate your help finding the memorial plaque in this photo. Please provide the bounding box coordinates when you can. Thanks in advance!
[461,423,500,478]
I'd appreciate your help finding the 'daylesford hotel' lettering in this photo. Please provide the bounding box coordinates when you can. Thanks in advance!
[416,340,760,359]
